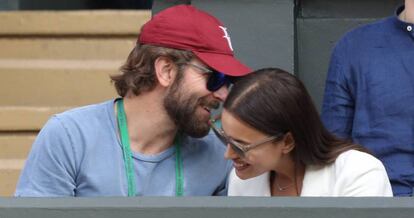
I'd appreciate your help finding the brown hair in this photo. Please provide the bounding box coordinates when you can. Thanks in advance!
[111,41,195,97]
[224,68,368,166]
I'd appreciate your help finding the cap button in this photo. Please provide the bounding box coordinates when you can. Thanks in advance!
[407,25,413,32]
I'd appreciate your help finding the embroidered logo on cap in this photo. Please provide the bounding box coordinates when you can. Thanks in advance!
[219,26,233,51]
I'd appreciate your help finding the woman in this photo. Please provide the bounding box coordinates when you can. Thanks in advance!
[211,68,392,196]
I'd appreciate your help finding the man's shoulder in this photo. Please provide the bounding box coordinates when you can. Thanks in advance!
[339,16,393,44]
[56,99,113,120]
[331,16,394,60]
[54,100,113,124]
[41,99,115,137]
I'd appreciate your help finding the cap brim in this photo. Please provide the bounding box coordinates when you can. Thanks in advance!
[194,51,252,77]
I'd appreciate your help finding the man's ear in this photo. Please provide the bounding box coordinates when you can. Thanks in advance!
[154,56,177,87]
[281,132,295,154]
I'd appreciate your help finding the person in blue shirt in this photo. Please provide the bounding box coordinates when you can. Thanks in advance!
[15,5,251,197]
[321,2,414,196]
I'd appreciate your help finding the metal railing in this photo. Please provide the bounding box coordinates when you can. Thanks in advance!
[1,197,413,218]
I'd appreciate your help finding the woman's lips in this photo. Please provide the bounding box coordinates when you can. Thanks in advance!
[233,161,249,171]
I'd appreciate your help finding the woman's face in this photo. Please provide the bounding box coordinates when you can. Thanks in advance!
[221,109,289,180]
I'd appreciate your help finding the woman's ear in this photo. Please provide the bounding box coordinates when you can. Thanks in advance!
[154,56,177,87]
[281,132,295,154]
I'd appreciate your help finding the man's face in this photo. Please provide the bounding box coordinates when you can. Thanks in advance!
[163,61,226,138]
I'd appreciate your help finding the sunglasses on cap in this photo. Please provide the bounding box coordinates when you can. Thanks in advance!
[184,63,232,92]
[209,118,285,158]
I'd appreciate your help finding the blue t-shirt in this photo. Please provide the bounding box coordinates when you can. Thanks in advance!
[321,6,414,196]
[15,99,232,196]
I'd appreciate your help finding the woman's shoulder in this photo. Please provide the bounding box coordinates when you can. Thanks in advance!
[332,149,392,196]
[303,149,392,196]
[335,149,385,170]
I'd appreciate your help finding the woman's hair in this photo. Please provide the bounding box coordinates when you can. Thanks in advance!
[111,40,195,97]
[224,68,367,165]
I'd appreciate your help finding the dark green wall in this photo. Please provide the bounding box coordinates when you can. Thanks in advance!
[0,0,19,10]
[300,0,402,18]
[0,0,152,10]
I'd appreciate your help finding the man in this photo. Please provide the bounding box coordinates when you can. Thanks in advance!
[321,1,414,196]
[15,5,251,196]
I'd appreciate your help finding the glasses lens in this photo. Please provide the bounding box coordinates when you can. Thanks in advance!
[229,142,246,157]
[210,119,246,157]
[210,122,227,145]
[207,72,228,92]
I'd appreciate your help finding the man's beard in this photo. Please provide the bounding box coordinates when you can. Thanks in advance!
[163,78,220,138]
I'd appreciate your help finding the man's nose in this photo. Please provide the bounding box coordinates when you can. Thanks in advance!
[212,85,229,101]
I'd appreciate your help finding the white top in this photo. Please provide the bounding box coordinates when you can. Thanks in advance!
[228,150,393,196]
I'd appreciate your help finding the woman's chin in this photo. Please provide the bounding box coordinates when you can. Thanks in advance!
[235,167,269,180]
[235,169,255,180]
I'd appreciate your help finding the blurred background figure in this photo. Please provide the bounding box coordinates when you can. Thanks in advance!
[321,1,414,196]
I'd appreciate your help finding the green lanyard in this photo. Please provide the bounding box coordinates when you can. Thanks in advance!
[116,98,184,196]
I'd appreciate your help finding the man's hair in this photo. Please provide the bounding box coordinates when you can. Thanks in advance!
[224,68,368,166]
[111,40,195,97]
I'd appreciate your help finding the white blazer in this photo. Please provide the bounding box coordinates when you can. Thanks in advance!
[228,150,393,196]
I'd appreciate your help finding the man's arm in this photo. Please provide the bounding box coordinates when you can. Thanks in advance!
[15,116,77,196]
[321,38,355,139]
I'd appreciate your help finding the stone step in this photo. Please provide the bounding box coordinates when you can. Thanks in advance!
[0,10,150,35]
[0,106,71,131]
[0,61,119,107]
[0,134,35,196]
[0,38,136,60]
[0,134,35,159]
[0,169,20,196]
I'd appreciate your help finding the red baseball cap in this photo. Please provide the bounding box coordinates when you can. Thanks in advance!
[139,5,252,76]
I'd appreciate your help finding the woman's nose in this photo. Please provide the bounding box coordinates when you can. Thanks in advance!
[224,144,238,159]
